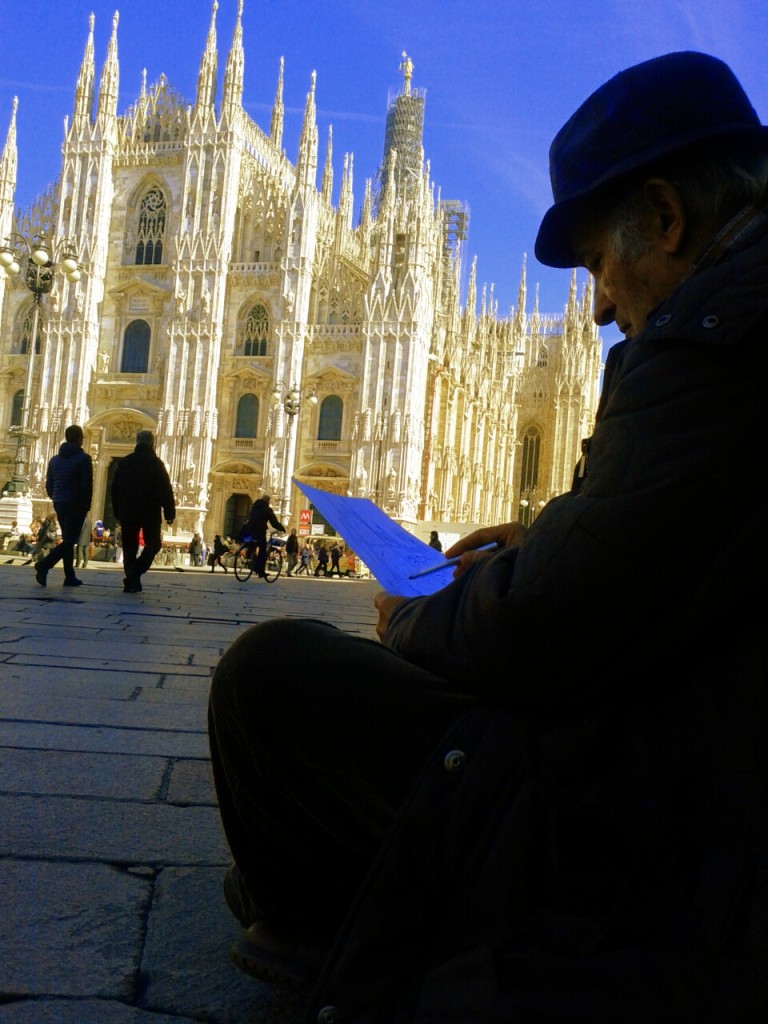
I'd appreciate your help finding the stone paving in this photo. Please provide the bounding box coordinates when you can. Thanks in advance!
[0,557,380,1023]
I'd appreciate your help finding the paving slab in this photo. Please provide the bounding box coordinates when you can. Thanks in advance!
[0,561,380,1022]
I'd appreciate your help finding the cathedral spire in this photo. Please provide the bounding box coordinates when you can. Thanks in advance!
[1,97,18,183]
[222,0,244,120]
[515,254,528,331]
[567,267,578,315]
[96,11,119,124]
[196,0,219,111]
[0,97,18,218]
[465,254,478,324]
[338,152,354,230]
[321,124,333,203]
[270,56,285,149]
[73,13,96,127]
[361,177,372,230]
[296,70,318,188]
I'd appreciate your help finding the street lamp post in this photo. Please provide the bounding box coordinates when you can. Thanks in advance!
[270,381,317,519]
[0,233,80,528]
[518,487,547,528]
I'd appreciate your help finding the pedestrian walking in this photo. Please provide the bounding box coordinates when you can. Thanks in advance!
[313,541,329,577]
[74,512,93,569]
[30,513,58,564]
[111,429,176,594]
[285,528,300,575]
[34,424,93,587]
[328,542,343,577]
[294,541,311,576]
[188,532,203,567]
[209,534,229,573]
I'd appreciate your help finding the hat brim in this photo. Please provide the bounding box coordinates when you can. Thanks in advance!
[534,124,768,269]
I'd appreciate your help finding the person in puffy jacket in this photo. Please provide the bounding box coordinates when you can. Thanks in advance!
[208,52,768,1022]
[35,424,93,588]
[111,429,176,594]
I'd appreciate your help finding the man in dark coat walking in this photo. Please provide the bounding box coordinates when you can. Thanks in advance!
[208,52,768,1021]
[111,429,176,593]
[35,424,93,587]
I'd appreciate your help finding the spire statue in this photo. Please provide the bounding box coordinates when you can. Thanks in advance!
[399,51,414,96]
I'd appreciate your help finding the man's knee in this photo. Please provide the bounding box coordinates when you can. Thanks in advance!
[212,619,334,710]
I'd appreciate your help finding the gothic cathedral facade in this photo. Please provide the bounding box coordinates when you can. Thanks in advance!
[0,5,603,543]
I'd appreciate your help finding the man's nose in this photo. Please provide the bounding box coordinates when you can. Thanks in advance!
[593,283,616,327]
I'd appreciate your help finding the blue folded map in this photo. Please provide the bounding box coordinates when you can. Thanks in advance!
[293,479,455,597]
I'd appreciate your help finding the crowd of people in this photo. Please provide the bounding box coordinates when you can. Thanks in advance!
[4,509,363,579]
[204,531,363,578]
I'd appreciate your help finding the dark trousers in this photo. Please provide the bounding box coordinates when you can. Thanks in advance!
[207,618,475,937]
[120,516,162,580]
[251,532,268,576]
[38,504,87,581]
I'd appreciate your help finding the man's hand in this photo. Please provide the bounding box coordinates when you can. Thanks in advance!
[374,590,408,641]
[444,521,526,580]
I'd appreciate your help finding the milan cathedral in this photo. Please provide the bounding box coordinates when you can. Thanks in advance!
[0,3,603,544]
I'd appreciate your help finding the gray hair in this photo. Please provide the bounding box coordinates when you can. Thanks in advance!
[136,429,155,448]
[609,147,768,261]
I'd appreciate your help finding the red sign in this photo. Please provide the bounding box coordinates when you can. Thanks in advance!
[299,509,312,527]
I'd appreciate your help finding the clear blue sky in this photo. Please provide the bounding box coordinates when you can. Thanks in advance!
[2,0,767,359]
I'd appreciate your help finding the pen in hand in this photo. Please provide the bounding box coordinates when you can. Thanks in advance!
[408,542,497,580]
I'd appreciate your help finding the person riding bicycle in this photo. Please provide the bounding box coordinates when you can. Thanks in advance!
[238,495,285,579]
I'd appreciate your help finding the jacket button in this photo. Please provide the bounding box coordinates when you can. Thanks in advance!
[701,315,720,328]
[654,313,672,327]
[444,749,467,771]
[317,1008,341,1023]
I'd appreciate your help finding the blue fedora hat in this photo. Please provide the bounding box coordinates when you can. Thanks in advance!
[535,51,768,268]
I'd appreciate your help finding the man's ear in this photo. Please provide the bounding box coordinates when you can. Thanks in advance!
[643,177,686,254]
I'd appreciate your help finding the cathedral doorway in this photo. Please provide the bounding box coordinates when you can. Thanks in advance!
[224,493,251,540]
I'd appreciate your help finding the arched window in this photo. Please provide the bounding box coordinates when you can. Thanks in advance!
[235,394,259,437]
[317,395,343,440]
[518,425,542,527]
[135,187,166,265]
[121,319,151,373]
[19,304,42,354]
[11,389,24,426]
[242,303,269,356]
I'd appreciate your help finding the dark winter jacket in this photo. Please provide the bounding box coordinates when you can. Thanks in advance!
[384,215,768,711]
[111,442,176,525]
[301,215,768,1021]
[45,441,93,511]
[240,497,284,540]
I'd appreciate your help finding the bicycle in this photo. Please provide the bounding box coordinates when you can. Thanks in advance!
[234,531,285,582]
